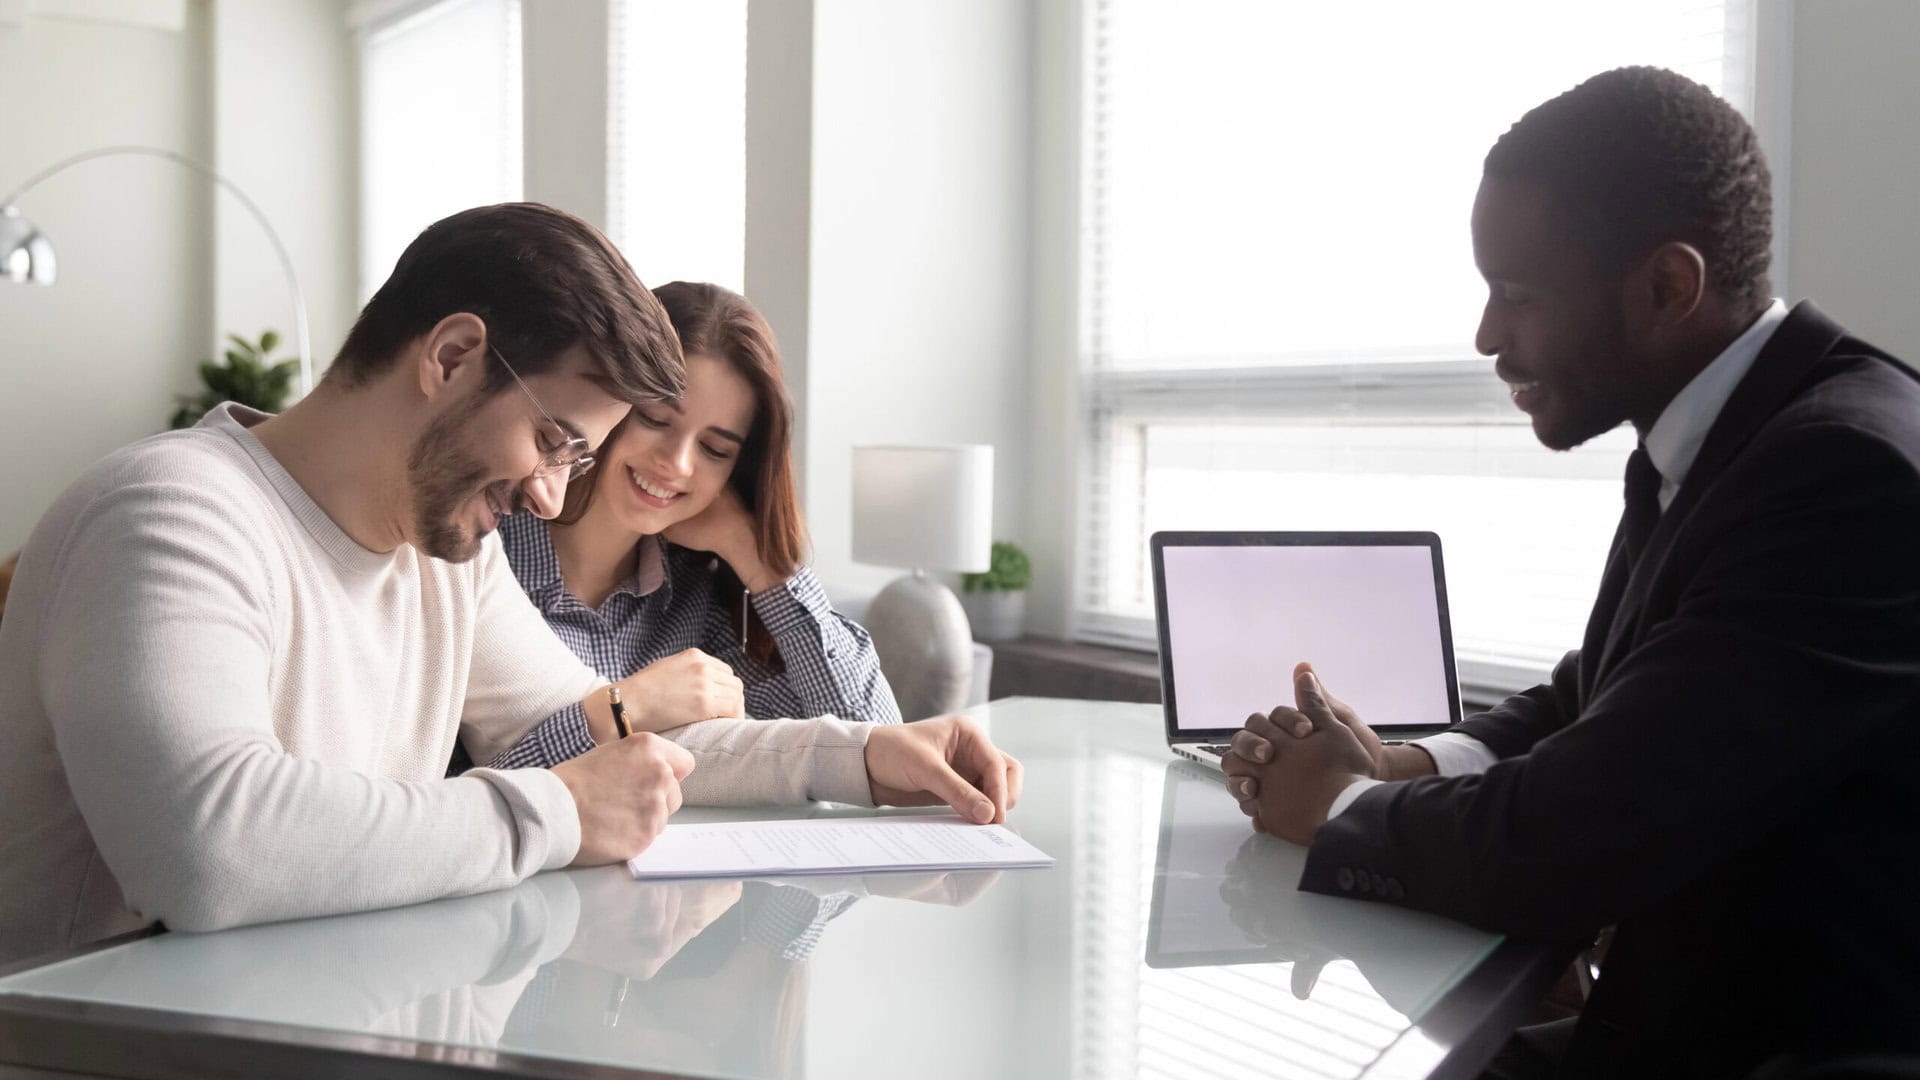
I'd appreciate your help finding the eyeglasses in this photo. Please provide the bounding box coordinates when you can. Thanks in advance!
[489,345,596,480]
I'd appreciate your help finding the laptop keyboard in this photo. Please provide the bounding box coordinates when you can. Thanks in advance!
[1197,744,1232,756]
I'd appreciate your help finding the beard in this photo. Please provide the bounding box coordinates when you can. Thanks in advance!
[1533,318,1637,452]
[407,408,517,563]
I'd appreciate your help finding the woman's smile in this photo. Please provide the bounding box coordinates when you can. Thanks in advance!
[626,466,684,509]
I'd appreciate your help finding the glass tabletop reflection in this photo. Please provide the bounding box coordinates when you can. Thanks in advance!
[0,698,1503,1080]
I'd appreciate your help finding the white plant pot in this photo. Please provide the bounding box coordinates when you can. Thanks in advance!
[961,589,1026,642]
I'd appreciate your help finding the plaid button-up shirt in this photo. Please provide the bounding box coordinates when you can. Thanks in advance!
[470,513,901,773]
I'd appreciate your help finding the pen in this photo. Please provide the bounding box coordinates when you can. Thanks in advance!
[604,974,631,1027]
[608,685,631,739]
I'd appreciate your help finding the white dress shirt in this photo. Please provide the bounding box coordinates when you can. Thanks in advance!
[1323,300,1791,822]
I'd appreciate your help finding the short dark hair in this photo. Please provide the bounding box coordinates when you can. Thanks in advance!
[1485,66,1773,309]
[330,203,684,405]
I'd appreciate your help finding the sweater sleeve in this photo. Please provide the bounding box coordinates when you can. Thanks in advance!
[36,483,580,934]
[663,716,878,807]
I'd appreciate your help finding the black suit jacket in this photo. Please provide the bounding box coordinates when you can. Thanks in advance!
[1303,303,1920,1077]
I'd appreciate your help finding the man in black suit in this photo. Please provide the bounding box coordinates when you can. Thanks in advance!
[1222,66,1920,1077]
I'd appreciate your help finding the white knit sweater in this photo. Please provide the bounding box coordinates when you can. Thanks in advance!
[0,405,874,964]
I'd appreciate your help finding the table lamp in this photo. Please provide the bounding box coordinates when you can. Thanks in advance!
[1,144,314,396]
[853,444,993,721]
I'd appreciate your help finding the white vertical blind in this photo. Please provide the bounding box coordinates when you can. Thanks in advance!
[606,0,747,292]
[1079,1,1758,694]
[358,0,523,300]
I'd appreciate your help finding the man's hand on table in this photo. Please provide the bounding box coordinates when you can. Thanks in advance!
[1222,663,1385,845]
[865,715,1024,825]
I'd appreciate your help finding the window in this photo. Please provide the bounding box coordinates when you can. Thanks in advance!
[606,0,747,292]
[1078,0,1759,696]
[357,0,524,300]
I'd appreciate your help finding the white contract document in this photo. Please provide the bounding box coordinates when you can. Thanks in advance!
[626,814,1054,879]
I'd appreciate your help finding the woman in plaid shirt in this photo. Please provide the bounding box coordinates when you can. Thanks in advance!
[480,282,901,772]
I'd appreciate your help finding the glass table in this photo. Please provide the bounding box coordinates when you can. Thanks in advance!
[0,698,1566,1079]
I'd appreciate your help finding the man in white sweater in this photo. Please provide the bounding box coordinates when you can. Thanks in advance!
[0,204,1022,965]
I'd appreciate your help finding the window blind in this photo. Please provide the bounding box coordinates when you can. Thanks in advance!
[357,0,523,300]
[1078,0,1756,696]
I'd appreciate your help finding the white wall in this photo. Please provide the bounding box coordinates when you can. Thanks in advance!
[521,0,608,231]
[1786,0,1920,358]
[499,1,1034,601]
[212,0,358,392]
[744,0,815,506]
[0,7,213,555]
[1021,0,1081,638]
[802,0,1034,594]
[0,0,357,557]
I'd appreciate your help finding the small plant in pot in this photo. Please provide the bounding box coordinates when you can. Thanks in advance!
[960,540,1030,643]
[170,330,299,429]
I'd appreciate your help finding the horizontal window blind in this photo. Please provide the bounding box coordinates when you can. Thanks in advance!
[358,0,523,300]
[1079,0,1755,696]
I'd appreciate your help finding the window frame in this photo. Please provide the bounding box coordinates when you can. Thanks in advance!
[1064,0,1790,700]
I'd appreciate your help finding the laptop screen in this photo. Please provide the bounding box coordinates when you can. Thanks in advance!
[1153,533,1460,736]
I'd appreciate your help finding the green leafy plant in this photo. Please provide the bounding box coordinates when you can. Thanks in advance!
[169,330,299,429]
[962,540,1032,593]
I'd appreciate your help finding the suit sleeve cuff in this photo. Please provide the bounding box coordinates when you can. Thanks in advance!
[1411,731,1500,776]
[1326,778,1385,821]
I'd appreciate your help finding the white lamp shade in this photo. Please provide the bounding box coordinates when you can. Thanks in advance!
[852,445,994,573]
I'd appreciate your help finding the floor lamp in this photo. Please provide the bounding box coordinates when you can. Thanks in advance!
[0,144,314,396]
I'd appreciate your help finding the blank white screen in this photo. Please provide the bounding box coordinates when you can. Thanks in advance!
[1162,544,1455,733]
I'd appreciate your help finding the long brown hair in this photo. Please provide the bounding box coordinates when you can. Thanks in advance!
[557,282,806,665]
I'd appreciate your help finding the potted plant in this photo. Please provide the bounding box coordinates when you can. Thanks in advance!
[960,540,1031,642]
[170,330,299,429]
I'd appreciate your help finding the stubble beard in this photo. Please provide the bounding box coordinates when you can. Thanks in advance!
[407,409,497,563]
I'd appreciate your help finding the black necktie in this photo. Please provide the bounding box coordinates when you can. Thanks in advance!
[1622,445,1663,563]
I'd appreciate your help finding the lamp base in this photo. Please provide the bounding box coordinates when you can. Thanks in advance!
[865,572,974,722]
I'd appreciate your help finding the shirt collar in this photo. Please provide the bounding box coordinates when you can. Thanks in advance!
[500,514,669,607]
[200,402,398,576]
[631,535,668,596]
[1642,298,1790,503]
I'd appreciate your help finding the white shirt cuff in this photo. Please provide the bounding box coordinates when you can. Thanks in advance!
[1326,778,1385,821]
[1412,731,1499,776]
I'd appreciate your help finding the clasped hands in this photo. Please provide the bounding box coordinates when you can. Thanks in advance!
[1222,662,1427,845]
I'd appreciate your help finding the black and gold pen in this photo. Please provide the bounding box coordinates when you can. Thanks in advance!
[608,685,631,739]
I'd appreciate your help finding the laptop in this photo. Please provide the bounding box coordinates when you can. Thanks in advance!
[1150,531,1463,771]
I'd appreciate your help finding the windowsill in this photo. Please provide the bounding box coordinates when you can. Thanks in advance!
[986,636,1163,704]
[991,635,1510,713]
